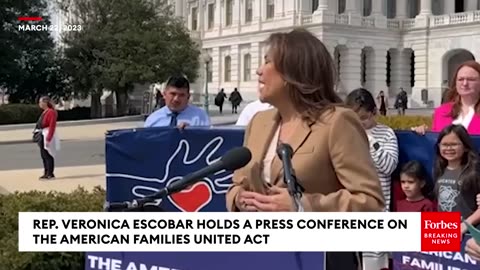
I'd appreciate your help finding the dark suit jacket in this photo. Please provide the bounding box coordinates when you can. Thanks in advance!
[226,106,385,212]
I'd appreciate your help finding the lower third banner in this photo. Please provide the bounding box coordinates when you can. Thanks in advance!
[85,252,325,270]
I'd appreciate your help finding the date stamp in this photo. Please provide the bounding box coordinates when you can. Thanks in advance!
[18,24,82,32]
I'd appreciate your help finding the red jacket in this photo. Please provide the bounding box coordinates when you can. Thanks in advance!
[42,108,57,142]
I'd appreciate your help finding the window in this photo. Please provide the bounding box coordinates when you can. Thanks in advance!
[338,0,346,14]
[208,3,214,29]
[243,54,251,81]
[245,0,253,22]
[363,0,372,16]
[312,0,319,13]
[266,0,275,19]
[191,7,198,30]
[226,0,233,26]
[224,56,231,82]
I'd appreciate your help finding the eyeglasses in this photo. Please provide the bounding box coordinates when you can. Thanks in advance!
[439,143,463,149]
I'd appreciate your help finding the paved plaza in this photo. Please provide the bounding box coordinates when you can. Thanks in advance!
[0,106,432,195]
[0,106,241,194]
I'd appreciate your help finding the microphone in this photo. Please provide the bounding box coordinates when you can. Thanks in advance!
[106,146,252,211]
[276,143,305,212]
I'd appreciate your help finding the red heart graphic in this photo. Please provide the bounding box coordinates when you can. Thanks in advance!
[169,181,212,212]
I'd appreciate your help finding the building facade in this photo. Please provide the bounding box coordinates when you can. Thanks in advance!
[178,0,480,107]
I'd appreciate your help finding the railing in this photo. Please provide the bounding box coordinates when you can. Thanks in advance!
[430,11,480,27]
[334,14,349,25]
[361,17,375,27]
[302,15,312,24]
[300,10,480,31]
[402,18,416,29]
[192,10,480,38]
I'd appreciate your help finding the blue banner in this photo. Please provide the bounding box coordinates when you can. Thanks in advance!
[85,252,325,270]
[84,127,480,270]
[90,126,325,270]
[393,237,478,270]
[104,127,244,212]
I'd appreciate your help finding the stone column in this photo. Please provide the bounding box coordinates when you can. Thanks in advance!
[316,0,329,12]
[365,47,388,97]
[212,47,221,89]
[214,0,222,31]
[174,0,183,17]
[389,49,412,96]
[328,0,337,13]
[313,0,334,23]
[419,0,432,15]
[466,0,478,11]
[232,0,240,26]
[345,0,361,25]
[411,44,428,106]
[231,44,239,85]
[444,0,455,14]
[345,0,359,13]
[340,44,363,94]
[250,42,260,80]
[371,0,384,15]
[396,0,408,18]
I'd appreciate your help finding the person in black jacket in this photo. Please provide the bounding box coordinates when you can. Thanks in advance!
[229,88,243,113]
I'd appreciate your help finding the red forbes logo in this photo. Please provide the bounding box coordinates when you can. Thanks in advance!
[421,212,461,252]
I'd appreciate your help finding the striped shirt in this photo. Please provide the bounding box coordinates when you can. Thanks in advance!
[366,123,399,212]
[362,124,399,270]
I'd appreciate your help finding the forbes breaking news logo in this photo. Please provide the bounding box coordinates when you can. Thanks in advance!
[421,212,461,252]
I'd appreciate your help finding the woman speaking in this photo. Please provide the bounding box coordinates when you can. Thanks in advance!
[225,29,385,270]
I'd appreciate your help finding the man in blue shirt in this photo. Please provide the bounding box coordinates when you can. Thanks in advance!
[144,75,211,128]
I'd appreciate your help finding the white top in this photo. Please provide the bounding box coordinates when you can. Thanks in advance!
[262,125,280,184]
[452,106,475,129]
[235,100,273,126]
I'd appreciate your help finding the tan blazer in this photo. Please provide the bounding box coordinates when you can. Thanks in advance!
[226,106,385,212]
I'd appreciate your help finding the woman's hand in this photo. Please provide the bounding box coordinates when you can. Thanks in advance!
[476,193,480,208]
[466,238,480,261]
[410,124,429,135]
[235,190,259,212]
[461,222,468,235]
[244,186,295,212]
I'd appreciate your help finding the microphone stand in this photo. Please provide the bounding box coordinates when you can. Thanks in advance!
[104,188,168,212]
[283,168,304,212]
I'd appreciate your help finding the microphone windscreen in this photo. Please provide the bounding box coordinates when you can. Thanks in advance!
[276,143,293,160]
[221,147,252,171]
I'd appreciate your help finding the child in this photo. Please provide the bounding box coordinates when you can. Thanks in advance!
[346,88,399,270]
[345,88,399,212]
[434,124,480,233]
[396,160,436,212]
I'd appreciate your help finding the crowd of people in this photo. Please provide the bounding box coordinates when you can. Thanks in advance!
[32,27,480,268]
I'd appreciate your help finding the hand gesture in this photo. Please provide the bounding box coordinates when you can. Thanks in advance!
[235,190,259,212]
[465,238,480,261]
[244,186,295,212]
[177,122,189,130]
[410,124,429,135]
